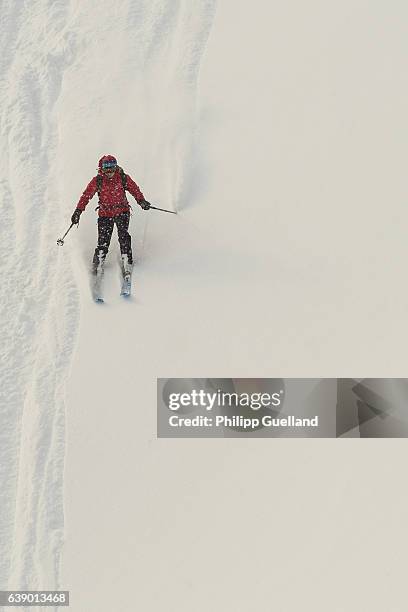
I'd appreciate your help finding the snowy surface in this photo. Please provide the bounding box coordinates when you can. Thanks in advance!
[2,1,408,611]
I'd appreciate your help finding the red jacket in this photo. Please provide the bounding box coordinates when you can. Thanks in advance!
[76,168,145,218]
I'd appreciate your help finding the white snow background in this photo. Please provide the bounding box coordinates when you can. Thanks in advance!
[2,1,408,611]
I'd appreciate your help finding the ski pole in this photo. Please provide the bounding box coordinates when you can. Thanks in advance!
[56,223,74,246]
[149,205,177,215]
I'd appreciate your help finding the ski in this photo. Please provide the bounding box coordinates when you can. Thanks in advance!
[92,257,105,303]
[120,274,131,297]
[120,255,132,298]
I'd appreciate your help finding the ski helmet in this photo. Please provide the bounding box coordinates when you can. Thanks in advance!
[99,155,118,171]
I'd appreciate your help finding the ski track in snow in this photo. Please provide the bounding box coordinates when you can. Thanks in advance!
[0,0,216,606]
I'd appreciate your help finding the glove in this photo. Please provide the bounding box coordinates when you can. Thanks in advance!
[71,209,82,224]
[139,199,151,210]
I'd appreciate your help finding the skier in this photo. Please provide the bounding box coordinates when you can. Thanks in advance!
[70,154,151,274]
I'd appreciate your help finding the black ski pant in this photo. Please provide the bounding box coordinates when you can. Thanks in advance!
[93,211,132,265]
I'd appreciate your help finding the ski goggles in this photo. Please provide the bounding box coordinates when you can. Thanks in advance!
[101,161,117,171]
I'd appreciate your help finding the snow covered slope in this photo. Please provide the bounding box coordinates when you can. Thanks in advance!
[1,0,217,603]
[0,0,79,592]
[3,1,408,611]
